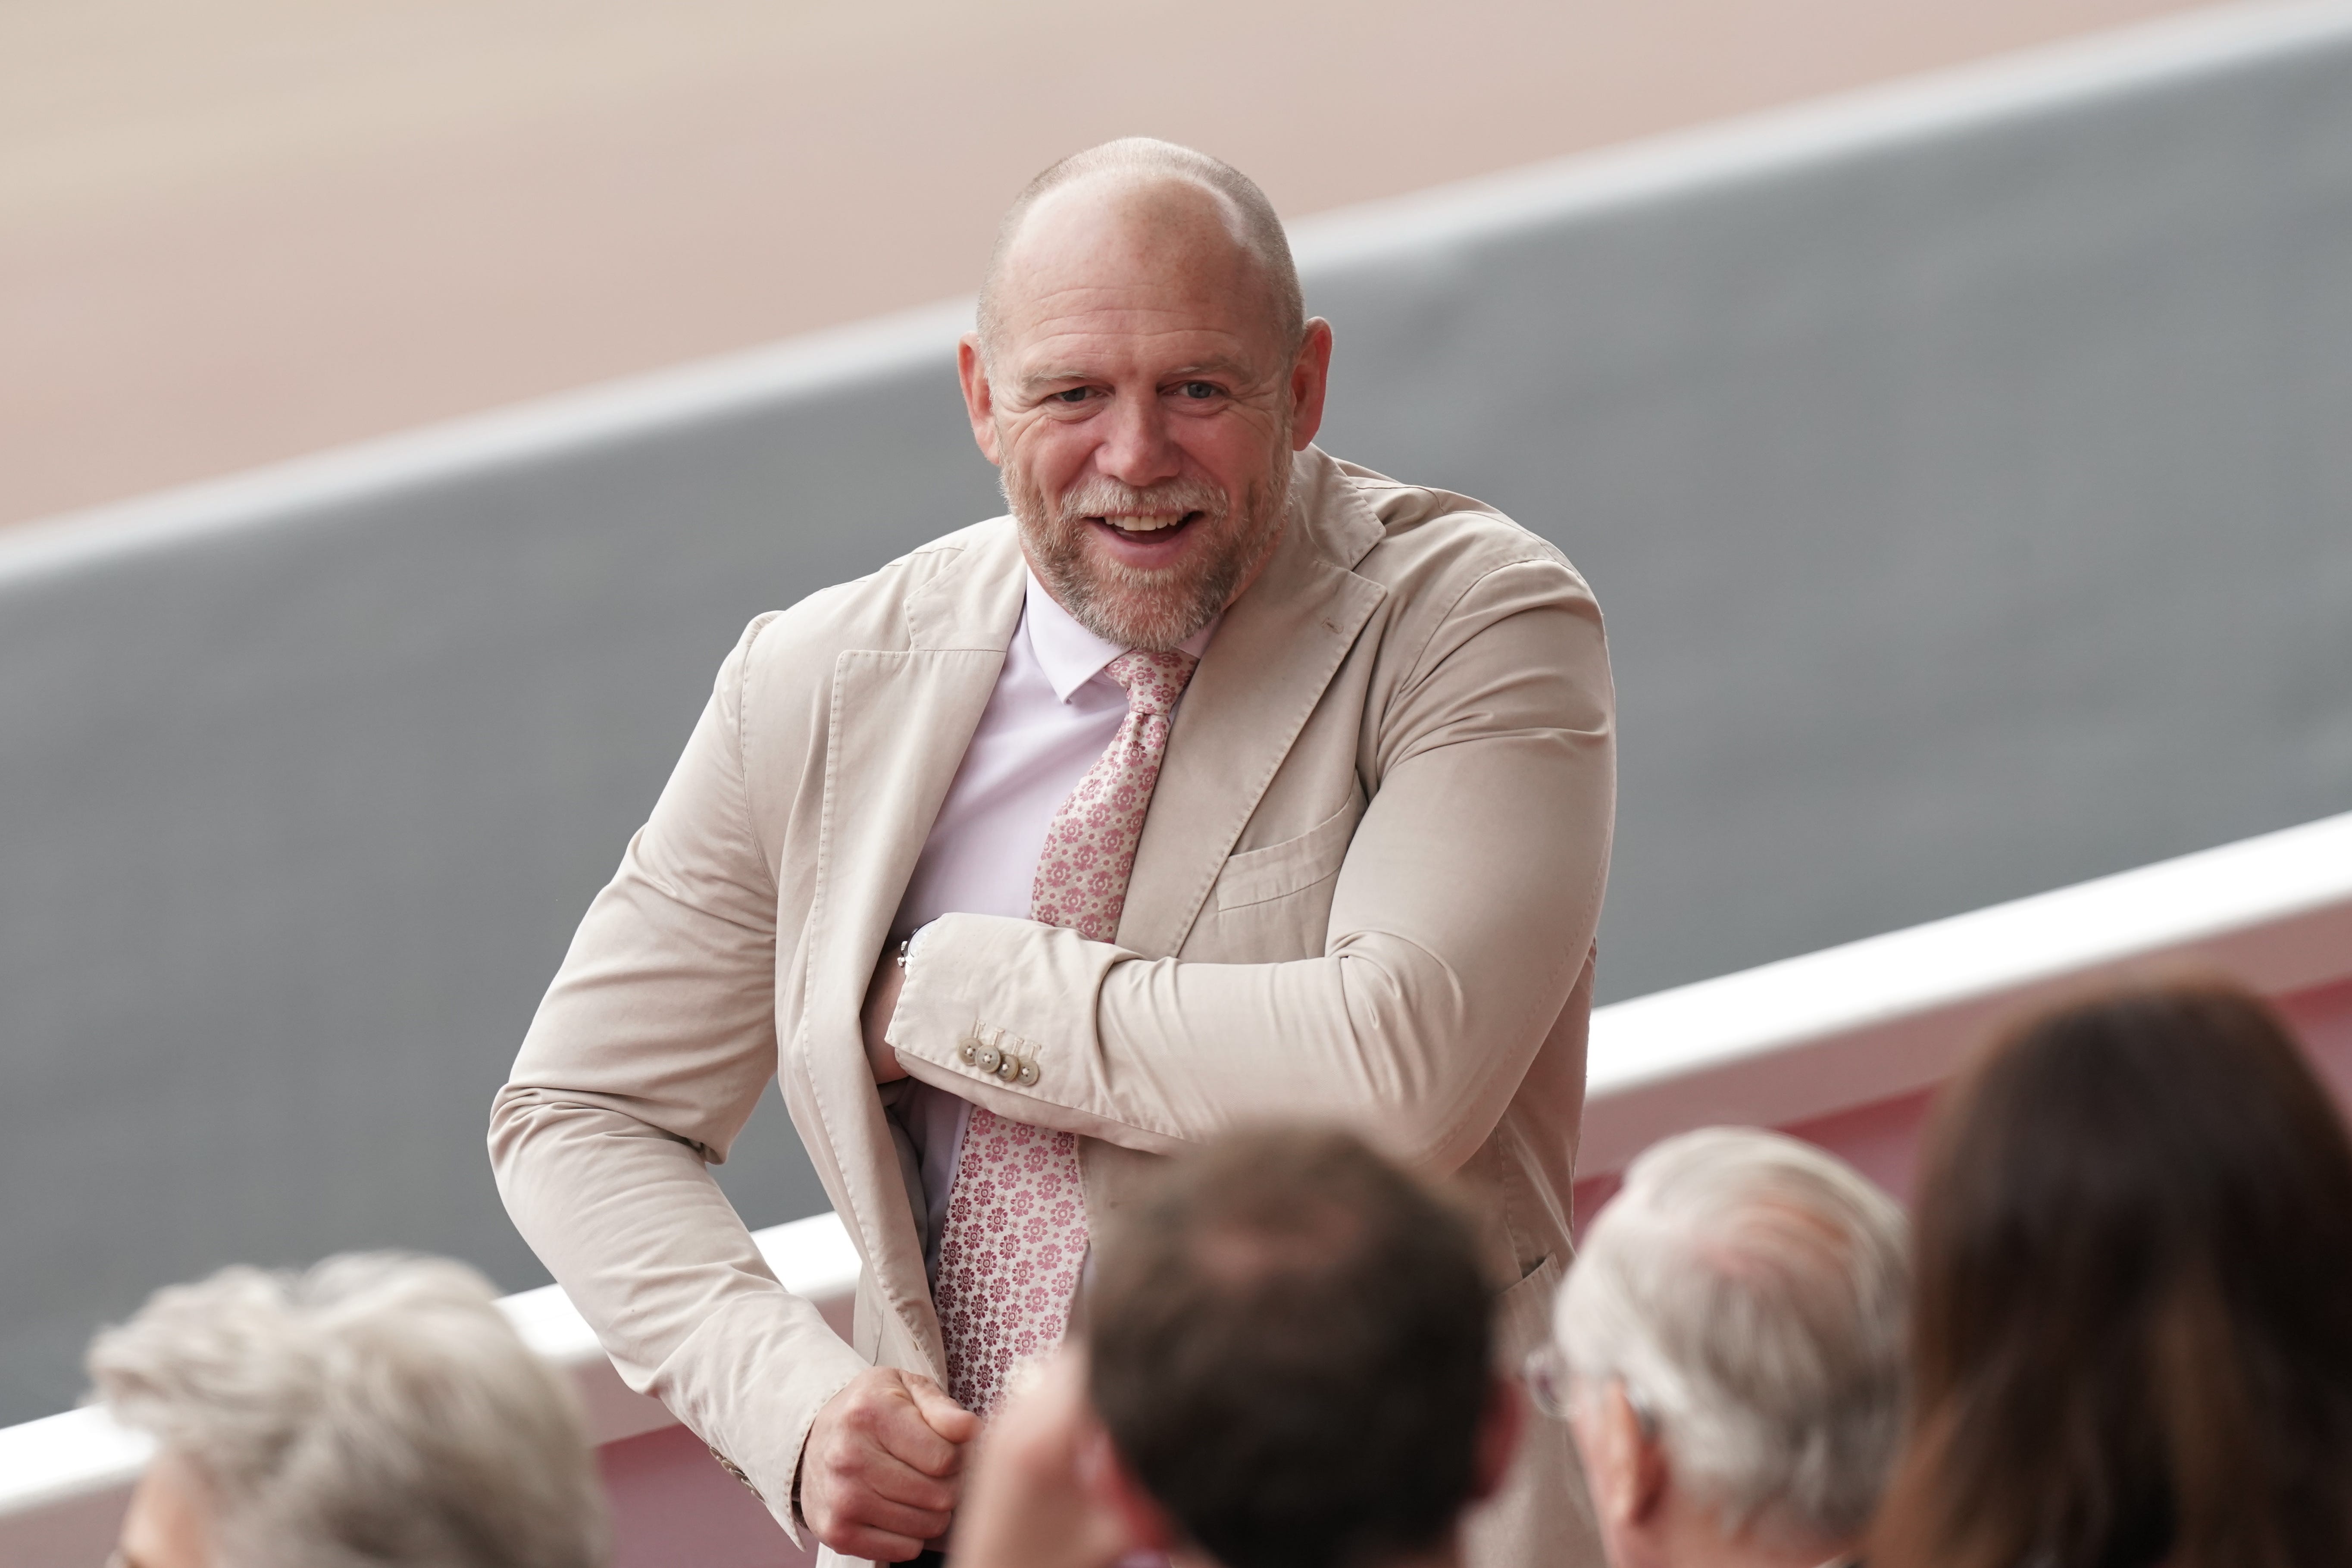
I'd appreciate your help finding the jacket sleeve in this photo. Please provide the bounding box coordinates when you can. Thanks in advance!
[488,616,862,1544]
[888,557,1614,1174]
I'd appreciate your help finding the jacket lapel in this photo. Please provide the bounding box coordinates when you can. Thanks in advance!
[801,524,1025,1361]
[1118,448,1388,957]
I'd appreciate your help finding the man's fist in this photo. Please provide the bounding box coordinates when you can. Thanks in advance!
[801,1367,980,1562]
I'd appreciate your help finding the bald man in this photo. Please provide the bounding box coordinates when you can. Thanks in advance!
[491,138,1615,1568]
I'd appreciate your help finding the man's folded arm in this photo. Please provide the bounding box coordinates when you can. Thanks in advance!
[890,558,1614,1174]
[489,1089,863,1538]
[489,616,863,1540]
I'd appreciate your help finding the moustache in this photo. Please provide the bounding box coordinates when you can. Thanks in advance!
[1053,475,1230,526]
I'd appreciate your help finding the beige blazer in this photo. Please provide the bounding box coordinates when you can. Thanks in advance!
[491,445,1615,1565]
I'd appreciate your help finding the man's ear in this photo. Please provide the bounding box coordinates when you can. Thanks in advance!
[1570,1381,1669,1530]
[1286,317,1335,451]
[1472,1374,1526,1502]
[1077,1424,1177,1552]
[957,335,1004,465]
[1614,1386,1670,1525]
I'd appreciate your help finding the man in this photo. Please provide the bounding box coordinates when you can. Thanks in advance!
[949,1127,1524,1568]
[1534,1129,1909,1568]
[491,136,1614,1565]
[91,1252,605,1568]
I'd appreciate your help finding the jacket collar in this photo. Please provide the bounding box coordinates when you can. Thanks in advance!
[904,520,1027,654]
[1118,446,1389,955]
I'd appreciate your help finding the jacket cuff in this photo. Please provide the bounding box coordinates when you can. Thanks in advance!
[652,1292,867,1549]
[885,914,1148,1135]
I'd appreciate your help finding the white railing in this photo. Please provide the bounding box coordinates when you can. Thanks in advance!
[7,808,2346,1564]
[1582,808,2352,1175]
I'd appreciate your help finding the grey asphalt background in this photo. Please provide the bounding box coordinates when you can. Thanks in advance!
[2,17,2348,1424]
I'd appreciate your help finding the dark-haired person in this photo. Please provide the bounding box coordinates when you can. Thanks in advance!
[1871,980,2352,1568]
[948,1127,1529,1568]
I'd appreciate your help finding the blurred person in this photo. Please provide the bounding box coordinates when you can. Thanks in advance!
[1536,1127,1909,1568]
[948,1126,1524,1568]
[1870,981,2352,1568]
[492,136,1613,1564]
[90,1252,606,1568]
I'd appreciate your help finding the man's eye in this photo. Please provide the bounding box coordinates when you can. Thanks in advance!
[1178,382,1220,400]
[1053,388,1092,404]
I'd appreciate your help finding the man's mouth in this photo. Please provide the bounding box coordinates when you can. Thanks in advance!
[1090,511,1201,542]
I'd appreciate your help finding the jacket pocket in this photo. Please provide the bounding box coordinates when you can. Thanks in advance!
[1495,1251,1565,1361]
[1213,787,1365,911]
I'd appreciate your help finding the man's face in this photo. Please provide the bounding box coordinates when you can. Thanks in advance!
[112,1449,215,1568]
[960,177,1332,651]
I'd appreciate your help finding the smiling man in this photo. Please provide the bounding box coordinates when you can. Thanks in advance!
[491,138,1615,1568]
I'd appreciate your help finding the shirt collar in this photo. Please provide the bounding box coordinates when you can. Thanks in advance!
[1022,569,1220,703]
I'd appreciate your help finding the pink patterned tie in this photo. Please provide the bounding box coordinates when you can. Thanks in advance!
[933,648,1198,1413]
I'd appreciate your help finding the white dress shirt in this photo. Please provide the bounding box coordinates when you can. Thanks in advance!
[888,569,1215,1280]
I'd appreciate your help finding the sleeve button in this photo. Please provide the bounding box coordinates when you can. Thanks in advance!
[708,1446,761,1500]
[975,1045,1002,1074]
[1016,1059,1040,1086]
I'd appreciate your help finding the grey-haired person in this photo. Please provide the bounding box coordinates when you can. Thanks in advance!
[92,1252,605,1568]
[1534,1128,1909,1568]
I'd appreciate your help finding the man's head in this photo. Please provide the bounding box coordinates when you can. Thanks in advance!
[1551,1129,1909,1568]
[91,1252,607,1568]
[960,139,1334,651]
[1083,1126,1518,1568]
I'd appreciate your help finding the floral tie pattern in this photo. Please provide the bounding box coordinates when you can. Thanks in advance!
[935,648,1198,1414]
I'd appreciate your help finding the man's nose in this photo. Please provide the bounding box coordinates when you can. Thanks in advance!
[1092,394,1181,488]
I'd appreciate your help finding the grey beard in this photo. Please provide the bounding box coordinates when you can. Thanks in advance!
[1006,452,1293,652]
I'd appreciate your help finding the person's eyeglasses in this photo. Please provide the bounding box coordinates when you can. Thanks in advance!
[1519,1346,1658,1437]
[1521,1341,1573,1420]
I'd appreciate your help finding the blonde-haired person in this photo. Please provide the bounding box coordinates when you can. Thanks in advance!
[1533,1128,1909,1568]
[91,1252,607,1568]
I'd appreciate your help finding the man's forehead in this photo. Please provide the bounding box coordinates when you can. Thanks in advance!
[990,175,1275,350]
[1011,332,1261,392]
[1004,312,1270,391]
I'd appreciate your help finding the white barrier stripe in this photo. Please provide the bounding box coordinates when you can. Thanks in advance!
[0,299,976,592]
[1289,0,2352,271]
[7,1,2348,594]
[1590,808,2352,1092]
[0,1412,151,1519]
[1581,809,2352,1170]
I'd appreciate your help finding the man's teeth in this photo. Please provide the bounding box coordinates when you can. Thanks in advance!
[1103,513,1184,533]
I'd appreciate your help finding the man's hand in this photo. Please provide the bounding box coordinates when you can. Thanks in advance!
[802,1367,980,1562]
[861,944,909,1083]
[950,1349,1154,1568]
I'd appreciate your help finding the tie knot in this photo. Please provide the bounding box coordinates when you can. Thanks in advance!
[1104,648,1198,717]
